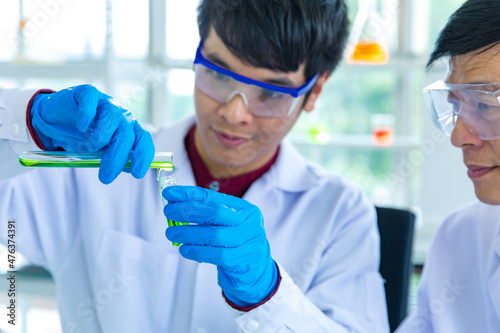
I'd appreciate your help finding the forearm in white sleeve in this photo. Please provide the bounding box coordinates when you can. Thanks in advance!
[0,88,41,179]
[228,265,373,333]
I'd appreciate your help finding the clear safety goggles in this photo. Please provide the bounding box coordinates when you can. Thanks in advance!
[193,40,319,118]
[423,80,500,140]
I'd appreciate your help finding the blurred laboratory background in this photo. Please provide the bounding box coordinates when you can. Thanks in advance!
[0,0,475,332]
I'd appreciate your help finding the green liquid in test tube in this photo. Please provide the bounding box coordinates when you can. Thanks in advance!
[19,151,174,170]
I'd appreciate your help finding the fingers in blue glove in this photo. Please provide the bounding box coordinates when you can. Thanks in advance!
[165,223,258,248]
[99,118,135,184]
[163,186,266,258]
[98,117,155,183]
[73,85,100,132]
[90,102,122,145]
[130,122,155,179]
[176,241,267,269]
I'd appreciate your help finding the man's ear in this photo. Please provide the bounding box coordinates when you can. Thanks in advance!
[303,73,330,113]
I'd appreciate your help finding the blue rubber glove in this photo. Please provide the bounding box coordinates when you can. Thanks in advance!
[30,84,155,184]
[162,186,279,307]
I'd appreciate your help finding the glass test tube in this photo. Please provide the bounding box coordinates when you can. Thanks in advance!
[19,151,174,171]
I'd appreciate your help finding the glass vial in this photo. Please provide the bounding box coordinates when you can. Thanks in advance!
[157,169,188,247]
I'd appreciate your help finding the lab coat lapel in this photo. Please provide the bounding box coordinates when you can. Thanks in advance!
[489,236,500,321]
[244,171,281,225]
[243,138,318,227]
[274,138,320,192]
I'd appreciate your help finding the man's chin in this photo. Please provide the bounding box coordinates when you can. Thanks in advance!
[474,188,500,206]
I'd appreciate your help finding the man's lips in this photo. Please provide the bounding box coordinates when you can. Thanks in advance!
[213,129,251,147]
[466,164,497,179]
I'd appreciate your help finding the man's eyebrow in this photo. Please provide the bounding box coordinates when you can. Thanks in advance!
[264,77,296,87]
[206,53,233,71]
[205,53,298,87]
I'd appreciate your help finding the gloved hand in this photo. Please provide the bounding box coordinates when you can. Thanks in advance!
[162,186,279,307]
[30,84,155,184]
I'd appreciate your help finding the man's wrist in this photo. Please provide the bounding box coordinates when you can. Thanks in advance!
[223,262,282,312]
[26,89,55,150]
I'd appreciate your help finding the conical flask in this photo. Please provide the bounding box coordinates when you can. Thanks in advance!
[345,0,389,65]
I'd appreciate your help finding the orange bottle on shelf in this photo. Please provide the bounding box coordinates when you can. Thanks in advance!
[345,0,389,65]
[349,42,389,65]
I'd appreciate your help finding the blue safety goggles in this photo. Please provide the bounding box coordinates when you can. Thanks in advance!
[193,40,319,117]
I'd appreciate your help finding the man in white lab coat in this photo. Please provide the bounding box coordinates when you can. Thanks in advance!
[0,0,389,332]
[397,0,500,332]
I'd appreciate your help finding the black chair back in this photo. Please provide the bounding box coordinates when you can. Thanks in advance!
[376,206,416,332]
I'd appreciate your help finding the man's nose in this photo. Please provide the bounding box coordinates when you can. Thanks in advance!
[450,117,484,148]
[218,91,253,124]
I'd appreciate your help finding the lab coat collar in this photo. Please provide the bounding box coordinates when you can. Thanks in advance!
[489,227,500,321]
[153,116,319,193]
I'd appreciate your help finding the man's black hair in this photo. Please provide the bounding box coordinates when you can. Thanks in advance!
[427,0,500,68]
[197,0,349,80]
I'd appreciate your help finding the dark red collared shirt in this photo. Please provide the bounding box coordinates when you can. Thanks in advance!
[184,125,279,198]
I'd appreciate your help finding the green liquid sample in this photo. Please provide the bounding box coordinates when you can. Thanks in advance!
[19,151,174,171]
[168,218,188,247]
[19,158,173,170]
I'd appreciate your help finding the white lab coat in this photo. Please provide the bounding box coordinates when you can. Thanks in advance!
[397,201,500,333]
[0,88,389,333]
